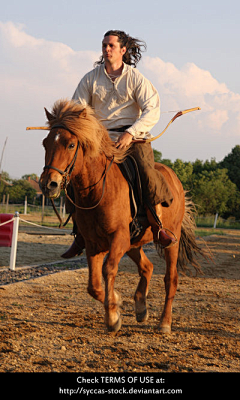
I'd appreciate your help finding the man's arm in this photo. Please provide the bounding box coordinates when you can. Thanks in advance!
[115,73,160,149]
[72,73,92,106]
[125,72,160,138]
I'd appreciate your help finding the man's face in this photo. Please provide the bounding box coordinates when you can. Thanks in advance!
[102,35,126,65]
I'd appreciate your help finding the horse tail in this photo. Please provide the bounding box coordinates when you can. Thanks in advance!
[177,193,212,274]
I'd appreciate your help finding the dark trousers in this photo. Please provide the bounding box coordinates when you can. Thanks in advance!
[130,142,173,207]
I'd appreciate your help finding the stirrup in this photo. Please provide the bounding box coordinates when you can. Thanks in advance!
[157,227,178,249]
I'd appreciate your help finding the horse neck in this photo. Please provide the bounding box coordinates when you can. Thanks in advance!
[71,152,107,200]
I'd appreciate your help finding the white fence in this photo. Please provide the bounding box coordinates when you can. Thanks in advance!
[0,196,66,222]
[0,212,70,271]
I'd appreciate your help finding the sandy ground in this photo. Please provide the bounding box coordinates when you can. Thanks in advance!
[0,230,73,268]
[0,230,239,372]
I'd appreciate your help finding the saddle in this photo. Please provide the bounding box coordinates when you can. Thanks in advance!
[118,155,147,242]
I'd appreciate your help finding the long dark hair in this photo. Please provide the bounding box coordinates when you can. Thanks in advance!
[95,30,146,68]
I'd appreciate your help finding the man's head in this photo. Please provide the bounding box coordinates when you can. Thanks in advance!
[102,34,127,68]
[96,30,146,68]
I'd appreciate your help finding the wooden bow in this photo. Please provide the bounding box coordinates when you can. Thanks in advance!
[132,107,201,143]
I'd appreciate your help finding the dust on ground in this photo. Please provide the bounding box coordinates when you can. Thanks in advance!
[0,230,239,372]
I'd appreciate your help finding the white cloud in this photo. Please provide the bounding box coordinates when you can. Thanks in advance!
[0,21,100,178]
[141,56,240,135]
[0,21,99,94]
[0,21,240,178]
[205,109,229,131]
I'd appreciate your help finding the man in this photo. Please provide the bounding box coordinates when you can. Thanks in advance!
[62,30,176,258]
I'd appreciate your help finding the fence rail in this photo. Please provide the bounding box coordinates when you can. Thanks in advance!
[0,199,66,225]
[1,200,240,230]
[0,212,71,271]
[1,206,240,271]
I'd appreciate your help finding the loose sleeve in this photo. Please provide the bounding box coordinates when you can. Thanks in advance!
[72,73,92,106]
[126,73,160,137]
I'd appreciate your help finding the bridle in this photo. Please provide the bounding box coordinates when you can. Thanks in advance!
[44,124,114,225]
[44,124,80,191]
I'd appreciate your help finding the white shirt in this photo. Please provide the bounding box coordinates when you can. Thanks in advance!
[72,62,160,140]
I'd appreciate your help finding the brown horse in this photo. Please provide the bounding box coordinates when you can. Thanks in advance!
[40,99,207,334]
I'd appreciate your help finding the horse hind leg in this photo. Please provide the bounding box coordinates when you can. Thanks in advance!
[127,247,153,323]
[158,243,179,334]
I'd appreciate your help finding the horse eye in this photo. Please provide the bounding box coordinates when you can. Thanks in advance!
[68,143,75,149]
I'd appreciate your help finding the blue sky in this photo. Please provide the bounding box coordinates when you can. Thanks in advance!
[1,0,240,178]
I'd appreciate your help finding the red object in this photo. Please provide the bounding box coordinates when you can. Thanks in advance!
[0,214,14,247]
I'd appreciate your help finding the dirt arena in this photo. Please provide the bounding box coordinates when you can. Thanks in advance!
[0,229,239,372]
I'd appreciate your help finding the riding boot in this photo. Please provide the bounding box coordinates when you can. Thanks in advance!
[61,221,85,258]
[146,203,177,248]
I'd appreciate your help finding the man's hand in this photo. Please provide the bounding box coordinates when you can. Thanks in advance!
[115,131,133,149]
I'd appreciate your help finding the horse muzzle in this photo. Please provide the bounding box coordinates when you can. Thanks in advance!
[39,171,62,199]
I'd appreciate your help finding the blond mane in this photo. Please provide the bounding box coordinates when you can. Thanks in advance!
[46,99,127,163]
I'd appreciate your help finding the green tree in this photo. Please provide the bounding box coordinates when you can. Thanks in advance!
[153,149,162,163]
[22,173,39,181]
[192,168,237,215]
[153,149,173,168]
[220,145,240,191]
[160,159,173,168]
[0,171,12,200]
[192,158,218,175]
[172,159,193,190]
[6,179,36,203]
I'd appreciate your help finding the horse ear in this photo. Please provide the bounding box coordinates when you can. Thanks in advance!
[78,108,87,119]
[44,107,55,121]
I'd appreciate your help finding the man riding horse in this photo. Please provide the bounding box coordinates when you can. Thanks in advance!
[62,30,177,258]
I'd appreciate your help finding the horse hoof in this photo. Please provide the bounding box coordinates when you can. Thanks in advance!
[136,309,149,323]
[107,315,122,333]
[158,324,171,334]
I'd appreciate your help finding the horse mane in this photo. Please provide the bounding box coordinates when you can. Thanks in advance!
[46,99,128,163]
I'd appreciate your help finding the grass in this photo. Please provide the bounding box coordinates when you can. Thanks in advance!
[195,229,225,237]
[196,215,240,230]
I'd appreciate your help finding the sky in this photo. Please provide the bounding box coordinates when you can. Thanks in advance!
[0,0,240,179]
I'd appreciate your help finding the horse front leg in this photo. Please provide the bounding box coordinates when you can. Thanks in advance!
[159,244,179,334]
[86,245,106,304]
[102,231,130,333]
[127,247,153,323]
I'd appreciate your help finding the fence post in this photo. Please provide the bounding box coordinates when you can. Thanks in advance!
[213,212,218,229]
[24,196,27,215]
[41,195,45,223]
[6,194,9,213]
[60,196,63,218]
[9,212,20,271]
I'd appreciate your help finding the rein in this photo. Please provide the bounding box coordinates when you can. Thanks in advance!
[64,156,114,211]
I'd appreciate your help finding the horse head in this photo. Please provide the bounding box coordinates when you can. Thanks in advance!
[40,116,81,199]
